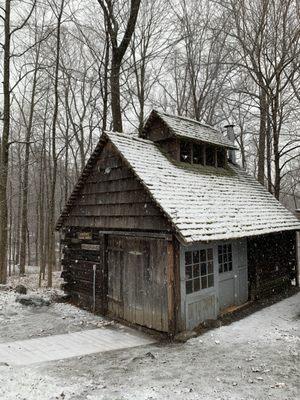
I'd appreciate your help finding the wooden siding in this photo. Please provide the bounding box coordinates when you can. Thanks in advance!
[143,117,172,142]
[247,230,297,298]
[61,228,108,313]
[63,142,171,232]
[107,235,169,332]
[159,138,180,161]
[61,228,178,333]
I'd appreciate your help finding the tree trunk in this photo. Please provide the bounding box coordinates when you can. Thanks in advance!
[257,89,267,186]
[110,54,122,132]
[266,113,272,194]
[19,64,39,275]
[0,0,11,284]
[48,0,65,287]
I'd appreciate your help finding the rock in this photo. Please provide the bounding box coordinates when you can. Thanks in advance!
[16,295,51,307]
[0,362,9,367]
[0,284,12,292]
[145,352,155,359]
[174,330,197,342]
[51,292,71,303]
[131,352,156,362]
[15,284,27,295]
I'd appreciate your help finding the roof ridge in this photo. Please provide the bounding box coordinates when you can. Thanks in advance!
[155,110,219,132]
[105,130,155,145]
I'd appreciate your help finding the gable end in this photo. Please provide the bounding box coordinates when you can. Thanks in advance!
[58,141,172,232]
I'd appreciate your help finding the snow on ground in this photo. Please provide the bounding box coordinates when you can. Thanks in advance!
[0,273,299,400]
[0,272,112,343]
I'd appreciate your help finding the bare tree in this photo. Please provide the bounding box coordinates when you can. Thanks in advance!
[96,0,141,132]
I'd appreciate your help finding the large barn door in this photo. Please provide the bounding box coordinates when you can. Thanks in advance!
[107,235,169,332]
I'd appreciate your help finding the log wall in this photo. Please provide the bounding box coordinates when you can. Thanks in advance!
[61,228,108,312]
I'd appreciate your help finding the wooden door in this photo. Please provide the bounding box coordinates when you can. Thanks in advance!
[107,235,169,332]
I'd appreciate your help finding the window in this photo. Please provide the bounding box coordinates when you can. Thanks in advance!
[180,140,226,169]
[180,141,205,165]
[206,145,216,166]
[192,143,204,165]
[217,148,226,168]
[185,248,214,294]
[218,244,233,273]
[180,141,192,163]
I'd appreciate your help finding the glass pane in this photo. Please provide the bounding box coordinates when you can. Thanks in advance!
[186,280,193,294]
[228,262,233,271]
[228,252,232,262]
[224,263,228,272]
[193,143,204,165]
[186,265,192,279]
[223,244,227,252]
[201,263,207,276]
[208,274,214,287]
[200,249,206,261]
[185,251,192,265]
[218,245,222,254]
[180,141,191,163]
[219,265,223,273]
[228,244,232,253]
[217,148,226,167]
[193,250,199,263]
[207,248,213,260]
[224,253,227,262]
[206,145,215,166]
[194,278,200,292]
[218,255,223,264]
[207,261,213,274]
[201,276,208,289]
[193,264,200,277]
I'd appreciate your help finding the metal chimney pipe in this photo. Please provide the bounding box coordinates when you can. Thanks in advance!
[224,124,236,164]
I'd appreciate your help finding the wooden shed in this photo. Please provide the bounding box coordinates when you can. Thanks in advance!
[56,110,300,334]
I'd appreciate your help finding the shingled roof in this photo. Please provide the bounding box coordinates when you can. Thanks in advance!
[56,131,300,242]
[143,110,238,149]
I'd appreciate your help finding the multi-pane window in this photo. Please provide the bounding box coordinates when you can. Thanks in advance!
[179,139,227,168]
[218,244,233,273]
[185,248,214,294]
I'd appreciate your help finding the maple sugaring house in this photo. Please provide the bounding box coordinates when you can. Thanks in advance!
[56,110,300,334]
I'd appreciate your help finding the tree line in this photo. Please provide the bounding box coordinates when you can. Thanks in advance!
[0,0,299,284]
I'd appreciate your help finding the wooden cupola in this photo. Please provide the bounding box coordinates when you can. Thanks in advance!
[141,110,238,168]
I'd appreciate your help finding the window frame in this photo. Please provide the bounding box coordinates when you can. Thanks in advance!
[179,139,227,168]
[184,247,215,295]
[218,243,233,274]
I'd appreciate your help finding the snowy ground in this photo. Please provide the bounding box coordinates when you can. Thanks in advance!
[0,273,299,400]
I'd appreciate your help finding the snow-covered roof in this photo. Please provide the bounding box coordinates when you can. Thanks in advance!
[143,110,237,149]
[103,131,300,243]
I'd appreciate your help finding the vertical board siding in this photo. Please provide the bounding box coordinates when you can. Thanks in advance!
[107,235,169,332]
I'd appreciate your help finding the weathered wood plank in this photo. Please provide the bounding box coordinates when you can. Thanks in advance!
[69,202,162,217]
[65,215,170,231]
[77,190,150,206]
[167,242,176,334]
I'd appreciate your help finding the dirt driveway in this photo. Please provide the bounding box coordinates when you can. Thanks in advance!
[0,286,299,400]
